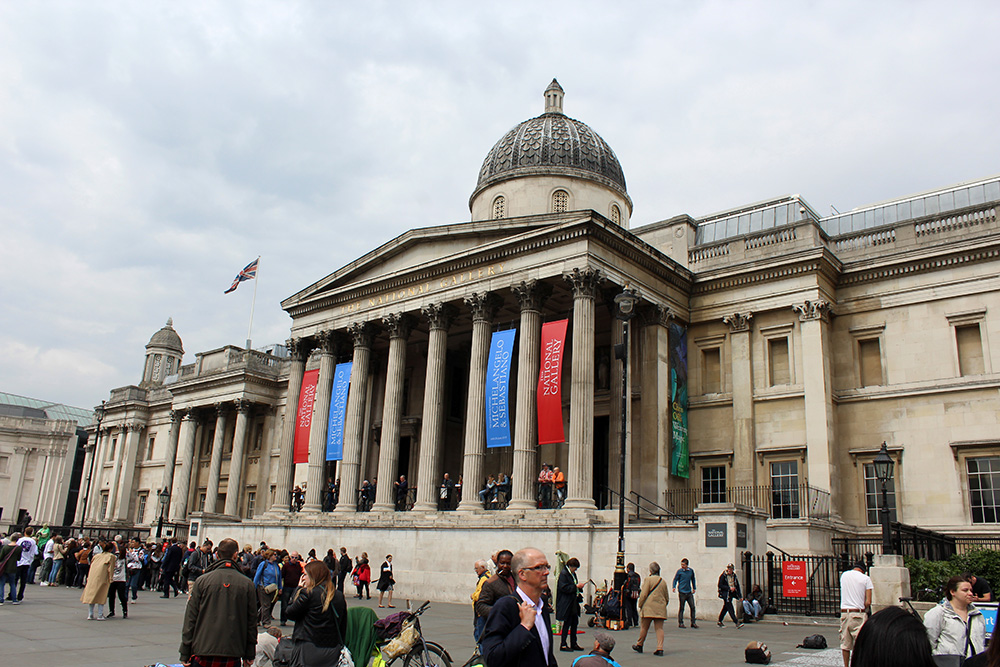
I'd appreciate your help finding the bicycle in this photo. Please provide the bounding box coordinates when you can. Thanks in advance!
[379,600,452,667]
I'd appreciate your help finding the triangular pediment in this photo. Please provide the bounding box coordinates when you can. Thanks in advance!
[282,213,588,311]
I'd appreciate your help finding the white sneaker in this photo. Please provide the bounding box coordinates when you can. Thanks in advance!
[39,582,48,586]
[87,615,94,620]
[95,616,106,621]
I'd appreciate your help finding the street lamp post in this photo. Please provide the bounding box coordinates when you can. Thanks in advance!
[613,286,638,590]
[872,442,895,555]
[156,487,171,538]
[79,400,106,536]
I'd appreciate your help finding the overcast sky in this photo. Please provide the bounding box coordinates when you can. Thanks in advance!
[2,1,999,411]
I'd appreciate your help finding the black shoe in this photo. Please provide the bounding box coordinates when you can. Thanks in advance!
[737,623,744,628]
[106,612,115,618]
[632,644,643,654]
[691,623,699,628]
[571,645,585,651]
[161,595,170,598]
[678,623,686,628]
[123,612,127,619]
[560,647,573,653]
[717,622,724,627]
[653,650,664,656]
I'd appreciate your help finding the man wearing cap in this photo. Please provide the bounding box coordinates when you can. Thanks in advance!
[180,537,257,667]
[571,632,622,667]
[839,561,873,667]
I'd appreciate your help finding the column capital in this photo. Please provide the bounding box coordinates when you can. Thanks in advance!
[422,302,457,331]
[123,421,144,433]
[213,401,228,417]
[234,398,252,415]
[348,321,374,349]
[170,409,185,423]
[14,445,36,455]
[183,411,202,425]
[723,311,754,333]
[315,330,338,356]
[563,266,603,298]
[638,303,675,328]
[382,312,415,340]
[512,280,552,312]
[465,292,502,323]
[793,299,833,322]
[285,337,312,362]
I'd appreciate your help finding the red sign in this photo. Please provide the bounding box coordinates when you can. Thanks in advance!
[537,319,568,445]
[294,369,319,464]
[782,560,808,598]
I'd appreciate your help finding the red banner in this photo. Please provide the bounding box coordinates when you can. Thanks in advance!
[782,561,808,598]
[537,319,568,445]
[294,369,319,464]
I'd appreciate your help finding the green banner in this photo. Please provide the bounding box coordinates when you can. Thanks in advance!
[669,323,689,478]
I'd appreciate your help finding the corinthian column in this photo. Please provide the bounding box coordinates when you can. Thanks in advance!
[372,313,413,512]
[413,303,456,511]
[563,267,602,510]
[304,331,337,512]
[458,292,501,511]
[508,280,551,511]
[159,410,183,499]
[170,412,200,521]
[270,337,310,512]
[204,403,229,514]
[224,399,252,517]
[336,323,374,513]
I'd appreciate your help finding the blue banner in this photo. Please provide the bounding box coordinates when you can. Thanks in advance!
[486,329,516,448]
[326,362,352,461]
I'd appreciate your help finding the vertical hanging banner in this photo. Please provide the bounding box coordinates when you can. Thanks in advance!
[669,322,690,478]
[294,369,319,464]
[326,362,352,461]
[486,329,516,448]
[537,319,569,445]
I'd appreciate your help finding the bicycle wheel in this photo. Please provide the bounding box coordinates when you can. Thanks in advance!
[403,642,452,667]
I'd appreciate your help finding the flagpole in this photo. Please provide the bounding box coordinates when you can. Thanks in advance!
[246,256,260,350]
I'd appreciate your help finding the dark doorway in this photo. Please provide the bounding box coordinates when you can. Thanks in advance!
[594,416,610,509]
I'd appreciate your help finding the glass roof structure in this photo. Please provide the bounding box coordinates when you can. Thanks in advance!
[694,175,1000,245]
[0,391,93,427]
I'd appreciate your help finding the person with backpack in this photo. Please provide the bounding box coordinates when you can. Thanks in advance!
[632,561,669,656]
[623,563,641,629]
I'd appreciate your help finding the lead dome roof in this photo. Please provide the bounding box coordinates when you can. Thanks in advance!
[473,80,628,200]
[146,318,183,353]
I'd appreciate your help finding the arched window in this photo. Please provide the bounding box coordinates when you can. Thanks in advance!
[552,189,569,213]
[493,195,506,219]
[610,204,622,224]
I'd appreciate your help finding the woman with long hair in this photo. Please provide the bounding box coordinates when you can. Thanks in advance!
[925,575,986,661]
[286,560,349,666]
[850,605,934,667]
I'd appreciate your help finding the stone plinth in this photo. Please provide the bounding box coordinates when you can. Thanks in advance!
[869,553,911,612]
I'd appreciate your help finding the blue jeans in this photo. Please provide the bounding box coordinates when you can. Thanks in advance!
[128,569,142,599]
[0,572,15,600]
[473,615,486,643]
[48,559,63,584]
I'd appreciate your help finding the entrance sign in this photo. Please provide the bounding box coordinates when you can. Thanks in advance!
[782,561,808,598]
[486,329,516,448]
[326,362,352,461]
[294,369,319,464]
[537,319,568,445]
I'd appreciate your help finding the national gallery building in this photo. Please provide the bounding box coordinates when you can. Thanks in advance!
[78,81,999,602]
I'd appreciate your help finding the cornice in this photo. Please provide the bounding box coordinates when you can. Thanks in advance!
[691,248,840,295]
[167,368,287,396]
[838,243,1000,287]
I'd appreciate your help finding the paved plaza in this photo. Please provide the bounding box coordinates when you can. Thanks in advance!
[2,582,843,667]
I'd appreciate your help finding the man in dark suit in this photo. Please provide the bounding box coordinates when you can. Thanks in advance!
[481,547,558,667]
[160,538,184,598]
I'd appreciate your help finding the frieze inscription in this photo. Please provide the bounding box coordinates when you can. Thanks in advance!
[340,262,507,315]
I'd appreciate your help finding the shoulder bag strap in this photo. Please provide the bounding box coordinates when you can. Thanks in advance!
[964,617,973,658]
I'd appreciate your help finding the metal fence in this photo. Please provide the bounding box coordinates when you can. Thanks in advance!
[742,550,863,617]
[832,524,1000,561]
[664,484,832,520]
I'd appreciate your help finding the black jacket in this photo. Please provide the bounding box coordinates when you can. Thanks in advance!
[162,544,184,573]
[481,593,557,667]
[286,585,348,648]
[718,572,742,600]
[555,568,580,622]
[338,554,352,577]
[180,559,257,662]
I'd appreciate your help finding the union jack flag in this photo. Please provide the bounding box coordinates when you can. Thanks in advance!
[224,258,259,294]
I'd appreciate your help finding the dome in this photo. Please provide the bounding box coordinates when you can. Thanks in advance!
[146,317,183,354]
[472,80,628,204]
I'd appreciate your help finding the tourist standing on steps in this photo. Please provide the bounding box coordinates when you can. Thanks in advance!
[632,561,669,656]
[839,560,873,667]
[671,557,698,628]
[716,563,744,628]
[81,542,115,620]
[377,554,395,608]
[106,543,128,619]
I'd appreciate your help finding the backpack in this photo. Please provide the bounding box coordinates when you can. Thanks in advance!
[798,634,828,649]
[745,641,771,664]
[627,572,642,599]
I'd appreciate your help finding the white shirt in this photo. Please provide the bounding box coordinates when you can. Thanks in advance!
[516,586,550,662]
[840,569,873,610]
[16,536,38,567]
[43,540,55,559]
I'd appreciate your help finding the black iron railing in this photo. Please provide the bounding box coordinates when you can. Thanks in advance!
[742,550,865,617]
[664,484,832,520]
[832,524,1000,560]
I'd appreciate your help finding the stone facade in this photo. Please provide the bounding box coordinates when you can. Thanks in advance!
[79,83,1000,604]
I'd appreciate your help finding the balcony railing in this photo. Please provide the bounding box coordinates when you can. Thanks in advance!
[663,484,832,520]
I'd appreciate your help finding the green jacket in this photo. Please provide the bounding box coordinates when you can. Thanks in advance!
[180,558,258,662]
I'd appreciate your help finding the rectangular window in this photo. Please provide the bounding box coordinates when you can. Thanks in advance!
[198,492,206,513]
[863,463,897,525]
[0,455,8,474]
[246,491,256,519]
[701,466,726,504]
[100,492,110,520]
[252,423,264,452]
[146,435,156,460]
[968,456,1000,524]
[768,337,790,386]
[109,438,118,461]
[136,492,149,524]
[859,338,883,387]
[203,430,214,457]
[703,348,721,393]
[957,325,985,376]
[770,461,800,519]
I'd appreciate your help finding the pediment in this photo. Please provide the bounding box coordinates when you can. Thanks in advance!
[282,213,584,310]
